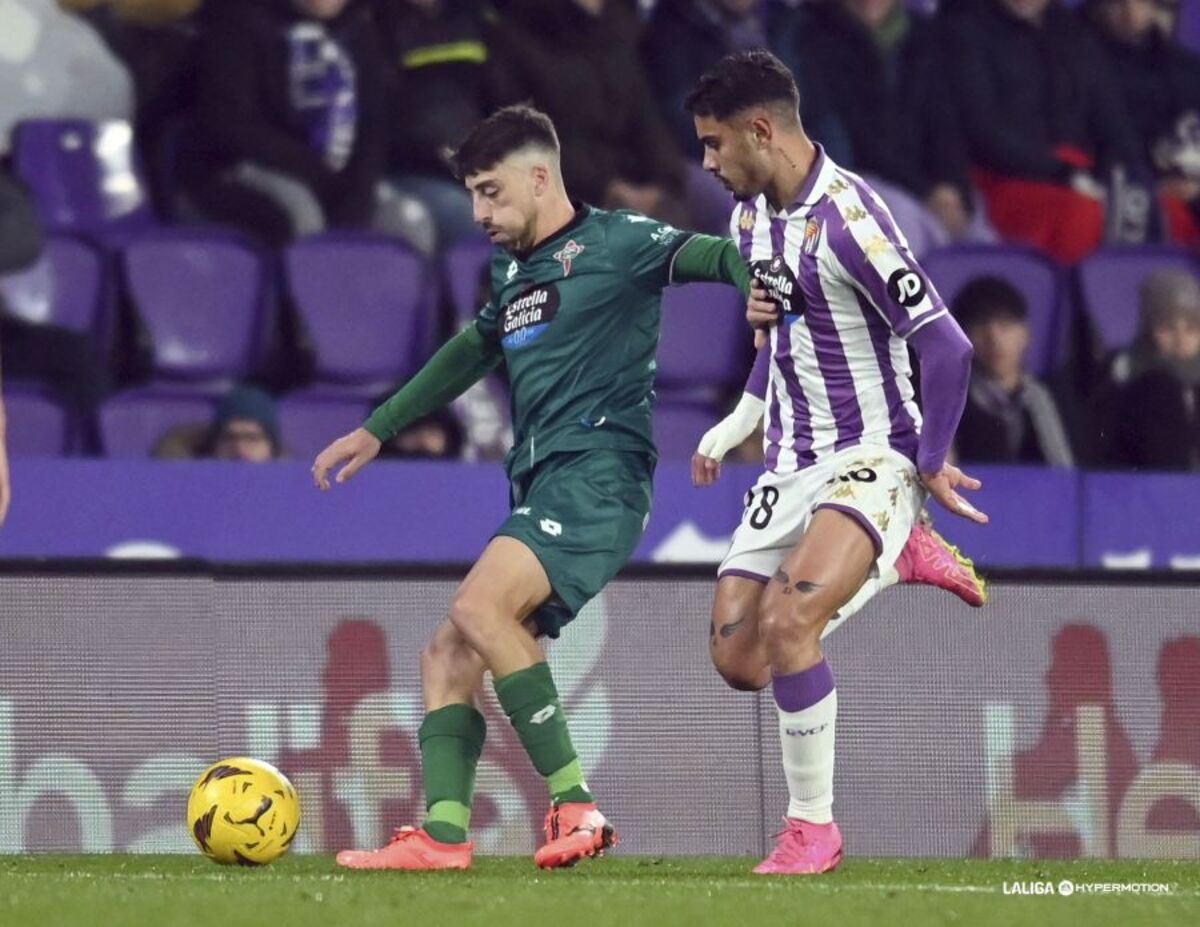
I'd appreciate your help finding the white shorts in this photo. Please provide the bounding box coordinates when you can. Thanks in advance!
[718,445,925,587]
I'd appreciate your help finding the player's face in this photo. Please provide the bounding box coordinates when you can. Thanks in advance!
[466,161,539,251]
[1151,314,1200,362]
[694,114,772,201]
[967,316,1030,380]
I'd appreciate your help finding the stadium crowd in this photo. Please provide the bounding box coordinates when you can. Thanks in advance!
[1,0,1200,471]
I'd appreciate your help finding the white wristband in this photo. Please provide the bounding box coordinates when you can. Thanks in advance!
[695,392,765,462]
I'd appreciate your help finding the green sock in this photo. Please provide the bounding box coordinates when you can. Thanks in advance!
[493,662,593,805]
[418,703,486,844]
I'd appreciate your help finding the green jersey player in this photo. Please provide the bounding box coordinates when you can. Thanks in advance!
[312,105,750,870]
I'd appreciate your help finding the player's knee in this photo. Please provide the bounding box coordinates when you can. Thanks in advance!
[712,648,769,691]
[756,591,825,652]
[447,593,498,646]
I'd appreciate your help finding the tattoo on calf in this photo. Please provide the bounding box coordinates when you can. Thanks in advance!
[718,617,746,639]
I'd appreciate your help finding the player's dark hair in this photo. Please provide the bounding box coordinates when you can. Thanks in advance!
[685,49,801,121]
[450,105,560,179]
[952,276,1029,328]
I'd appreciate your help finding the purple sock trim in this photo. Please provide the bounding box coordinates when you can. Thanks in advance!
[773,659,835,712]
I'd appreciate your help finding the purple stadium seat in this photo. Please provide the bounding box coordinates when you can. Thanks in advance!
[1179,0,1200,55]
[12,119,155,236]
[284,233,435,392]
[278,393,373,460]
[121,230,266,385]
[99,390,215,458]
[654,396,721,459]
[4,386,71,457]
[1077,245,1200,352]
[658,283,750,391]
[0,234,105,334]
[444,237,493,324]
[922,245,1063,375]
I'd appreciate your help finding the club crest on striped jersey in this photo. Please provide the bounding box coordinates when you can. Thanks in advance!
[553,240,585,277]
[500,284,561,349]
[751,253,802,318]
[802,217,822,256]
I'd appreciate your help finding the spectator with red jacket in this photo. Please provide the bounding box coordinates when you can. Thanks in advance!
[1085,0,1200,248]
[943,0,1146,263]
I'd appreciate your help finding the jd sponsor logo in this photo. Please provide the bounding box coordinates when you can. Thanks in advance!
[501,285,561,349]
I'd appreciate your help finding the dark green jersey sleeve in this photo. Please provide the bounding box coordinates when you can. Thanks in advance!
[603,210,696,291]
[362,324,502,441]
[475,298,501,346]
[671,234,751,296]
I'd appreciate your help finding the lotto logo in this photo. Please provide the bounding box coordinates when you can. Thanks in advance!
[530,705,557,725]
[539,518,563,537]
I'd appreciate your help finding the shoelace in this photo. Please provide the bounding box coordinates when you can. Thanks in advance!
[765,821,811,861]
[385,826,420,846]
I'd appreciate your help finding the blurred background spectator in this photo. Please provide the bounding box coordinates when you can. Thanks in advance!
[486,0,694,228]
[786,0,986,255]
[952,275,1075,466]
[0,0,135,154]
[0,165,109,452]
[178,0,433,250]
[0,0,1199,484]
[373,0,515,251]
[943,0,1148,263]
[378,408,465,460]
[1085,0,1200,248]
[1105,268,1200,470]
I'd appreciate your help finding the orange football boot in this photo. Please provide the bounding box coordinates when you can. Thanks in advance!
[533,802,617,869]
[336,826,473,870]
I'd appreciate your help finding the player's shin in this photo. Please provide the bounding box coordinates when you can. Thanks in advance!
[419,704,487,844]
[773,659,837,823]
[494,661,593,804]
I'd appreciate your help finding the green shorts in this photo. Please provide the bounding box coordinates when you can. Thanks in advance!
[496,449,655,638]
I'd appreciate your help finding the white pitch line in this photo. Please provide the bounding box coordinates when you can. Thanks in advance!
[1,873,1195,897]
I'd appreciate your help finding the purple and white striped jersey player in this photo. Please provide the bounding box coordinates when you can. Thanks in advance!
[735,145,947,475]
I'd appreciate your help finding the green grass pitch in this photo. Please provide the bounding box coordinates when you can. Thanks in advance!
[2,856,1197,927]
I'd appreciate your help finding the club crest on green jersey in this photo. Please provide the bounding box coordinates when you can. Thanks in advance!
[553,240,585,277]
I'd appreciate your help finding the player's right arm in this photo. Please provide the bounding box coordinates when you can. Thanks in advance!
[692,344,768,487]
[312,323,502,489]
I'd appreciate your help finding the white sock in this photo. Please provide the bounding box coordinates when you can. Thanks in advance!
[773,662,838,823]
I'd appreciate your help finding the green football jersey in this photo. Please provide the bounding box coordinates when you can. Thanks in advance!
[475,206,693,481]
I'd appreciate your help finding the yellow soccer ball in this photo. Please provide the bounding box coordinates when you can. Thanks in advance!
[187,758,301,866]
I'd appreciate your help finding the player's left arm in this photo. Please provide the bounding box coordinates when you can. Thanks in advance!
[605,212,751,296]
[670,234,752,295]
[827,205,987,523]
[908,316,988,524]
